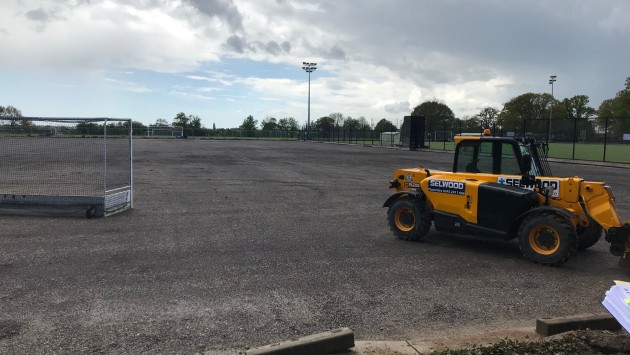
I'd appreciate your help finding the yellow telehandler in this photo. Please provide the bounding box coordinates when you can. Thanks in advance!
[384,130,630,266]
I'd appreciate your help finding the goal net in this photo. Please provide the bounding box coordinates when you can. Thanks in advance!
[0,117,133,217]
[429,130,453,142]
[147,126,184,137]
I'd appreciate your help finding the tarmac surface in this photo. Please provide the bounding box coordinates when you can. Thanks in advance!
[1,139,630,354]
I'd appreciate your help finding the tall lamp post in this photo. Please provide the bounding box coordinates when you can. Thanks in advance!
[302,62,317,140]
[547,75,557,145]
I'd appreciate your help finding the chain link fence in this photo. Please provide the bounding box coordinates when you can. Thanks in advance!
[423,117,630,163]
[133,128,301,140]
[298,117,630,163]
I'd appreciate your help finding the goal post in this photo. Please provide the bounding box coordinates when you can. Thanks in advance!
[0,117,133,217]
[147,125,184,137]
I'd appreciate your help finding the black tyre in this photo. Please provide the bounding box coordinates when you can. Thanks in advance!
[518,213,578,266]
[576,216,603,250]
[387,197,432,241]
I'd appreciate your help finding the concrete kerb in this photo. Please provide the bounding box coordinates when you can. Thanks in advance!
[245,328,354,355]
[238,315,620,354]
[536,313,621,336]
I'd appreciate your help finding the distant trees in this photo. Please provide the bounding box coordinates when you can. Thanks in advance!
[313,116,335,131]
[0,105,22,118]
[172,112,189,127]
[189,115,202,129]
[172,112,203,129]
[562,95,597,137]
[0,105,25,127]
[476,107,500,129]
[374,119,397,133]
[278,117,299,131]
[240,115,258,130]
[497,93,552,134]
[411,100,455,131]
[328,112,344,127]
[155,118,169,126]
[598,77,630,137]
[311,113,372,132]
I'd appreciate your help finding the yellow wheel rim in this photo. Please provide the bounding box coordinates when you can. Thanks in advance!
[528,225,560,255]
[394,207,415,232]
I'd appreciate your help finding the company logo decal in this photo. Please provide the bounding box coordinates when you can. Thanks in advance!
[428,179,466,195]
[404,182,420,188]
[497,176,560,197]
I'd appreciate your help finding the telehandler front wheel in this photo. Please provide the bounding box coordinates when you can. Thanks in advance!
[387,197,431,241]
[518,214,577,266]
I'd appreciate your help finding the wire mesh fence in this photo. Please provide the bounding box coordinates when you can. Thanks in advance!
[297,117,630,164]
[0,117,133,217]
[133,128,301,139]
[302,126,401,147]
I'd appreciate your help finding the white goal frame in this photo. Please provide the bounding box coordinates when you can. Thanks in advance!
[147,126,184,137]
[0,117,133,217]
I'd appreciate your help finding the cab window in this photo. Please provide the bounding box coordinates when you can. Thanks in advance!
[455,139,523,175]
[501,142,521,175]
[456,142,476,172]
[455,140,492,174]
[476,142,493,173]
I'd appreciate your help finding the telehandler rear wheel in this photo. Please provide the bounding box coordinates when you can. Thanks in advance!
[518,213,577,266]
[387,197,432,241]
[576,216,603,250]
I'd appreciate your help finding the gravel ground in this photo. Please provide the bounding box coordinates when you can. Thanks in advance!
[1,139,629,354]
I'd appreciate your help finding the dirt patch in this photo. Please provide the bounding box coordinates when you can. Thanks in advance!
[350,329,630,354]
[0,320,22,340]
[410,327,542,351]
[419,329,630,354]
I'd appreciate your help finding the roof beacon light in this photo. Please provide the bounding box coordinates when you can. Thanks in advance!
[483,128,492,136]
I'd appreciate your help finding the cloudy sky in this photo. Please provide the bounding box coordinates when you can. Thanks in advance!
[1,0,628,128]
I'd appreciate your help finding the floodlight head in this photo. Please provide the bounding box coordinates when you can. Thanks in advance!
[550,75,557,79]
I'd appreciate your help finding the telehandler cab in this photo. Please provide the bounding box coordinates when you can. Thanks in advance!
[384,129,630,266]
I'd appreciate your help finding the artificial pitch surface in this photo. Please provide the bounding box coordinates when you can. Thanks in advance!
[1,139,629,353]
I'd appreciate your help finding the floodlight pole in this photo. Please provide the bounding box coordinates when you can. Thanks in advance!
[302,62,317,140]
[547,75,557,145]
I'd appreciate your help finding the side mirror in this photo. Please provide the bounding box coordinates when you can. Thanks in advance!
[521,154,532,175]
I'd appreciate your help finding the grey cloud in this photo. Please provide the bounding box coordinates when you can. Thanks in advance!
[329,45,346,60]
[0,28,8,35]
[224,36,291,56]
[224,35,248,53]
[25,8,49,22]
[262,41,291,55]
[385,101,411,114]
[265,41,281,55]
[184,0,243,32]
[24,7,59,32]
